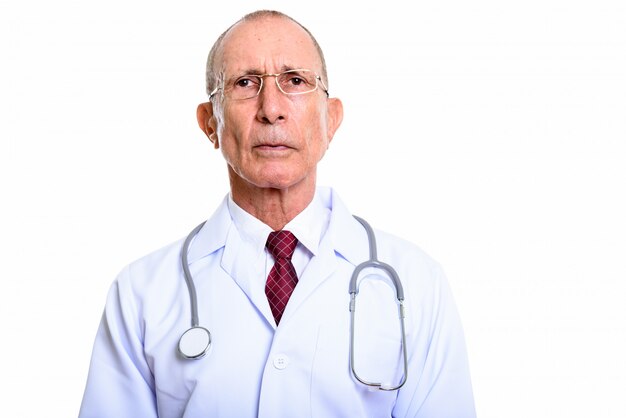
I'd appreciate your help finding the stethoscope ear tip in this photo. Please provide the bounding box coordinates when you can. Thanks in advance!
[178,326,212,360]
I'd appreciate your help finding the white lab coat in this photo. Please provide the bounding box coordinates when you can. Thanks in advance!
[79,188,475,417]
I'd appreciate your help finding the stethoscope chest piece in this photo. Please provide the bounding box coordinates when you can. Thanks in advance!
[178,326,211,360]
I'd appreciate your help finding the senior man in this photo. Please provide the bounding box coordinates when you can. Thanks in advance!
[79,10,475,418]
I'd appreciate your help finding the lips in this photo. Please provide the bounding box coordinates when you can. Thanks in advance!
[252,132,295,152]
[256,142,289,148]
[254,143,292,153]
[253,139,294,150]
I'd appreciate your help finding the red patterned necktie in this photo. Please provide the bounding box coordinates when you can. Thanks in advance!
[265,230,299,325]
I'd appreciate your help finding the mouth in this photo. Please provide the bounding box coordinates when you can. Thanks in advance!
[253,140,294,153]
[255,144,291,151]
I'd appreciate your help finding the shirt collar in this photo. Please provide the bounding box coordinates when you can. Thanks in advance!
[227,189,330,257]
[284,190,330,256]
[227,194,272,256]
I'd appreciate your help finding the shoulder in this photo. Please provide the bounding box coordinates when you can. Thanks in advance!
[367,225,449,304]
[115,195,232,291]
[112,236,186,298]
[372,226,443,277]
[368,226,463,345]
[326,188,446,285]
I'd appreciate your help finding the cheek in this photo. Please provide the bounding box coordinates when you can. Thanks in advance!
[218,110,248,152]
[303,112,330,160]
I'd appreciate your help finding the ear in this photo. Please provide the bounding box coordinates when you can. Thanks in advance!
[196,102,219,149]
[325,98,344,146]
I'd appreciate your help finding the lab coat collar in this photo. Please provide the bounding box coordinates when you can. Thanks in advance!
[186,195,232,264]
[325,187,370,267]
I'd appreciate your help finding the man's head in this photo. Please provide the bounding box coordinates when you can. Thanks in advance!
[197,10,343,196]
[204,10,329,100]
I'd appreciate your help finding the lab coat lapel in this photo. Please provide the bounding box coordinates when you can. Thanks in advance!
[221,225,276,326]
[188,197,276,326]
[326,189,371,267]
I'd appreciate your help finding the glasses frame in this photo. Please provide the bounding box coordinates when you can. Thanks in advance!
[208,69,329,101]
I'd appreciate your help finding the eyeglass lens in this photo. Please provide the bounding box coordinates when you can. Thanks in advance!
[226,70,319,100]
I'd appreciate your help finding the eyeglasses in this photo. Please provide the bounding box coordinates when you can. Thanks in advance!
[209,69,329,101]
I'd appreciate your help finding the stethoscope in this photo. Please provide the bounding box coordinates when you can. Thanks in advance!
[177,216,409,391]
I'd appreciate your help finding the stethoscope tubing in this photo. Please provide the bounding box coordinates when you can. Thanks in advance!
[349,216,408,391]
[178,215,409,390]
[180,220,206,328]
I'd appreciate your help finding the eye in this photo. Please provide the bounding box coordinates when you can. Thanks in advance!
[284,73,309,86]
[288,76,305,86]
[233,76,261,89]
[278,71,317,94]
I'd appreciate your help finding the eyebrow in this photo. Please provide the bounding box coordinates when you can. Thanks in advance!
[231,65,301,77]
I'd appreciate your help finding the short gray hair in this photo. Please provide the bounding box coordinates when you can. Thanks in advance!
[205,10,328,97]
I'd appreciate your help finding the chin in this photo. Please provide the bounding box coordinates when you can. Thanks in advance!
[258,178,300,190]
[233,163,312,192]
[254,166,301,187]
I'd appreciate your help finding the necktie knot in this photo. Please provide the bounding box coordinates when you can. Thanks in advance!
[266,230,298,260]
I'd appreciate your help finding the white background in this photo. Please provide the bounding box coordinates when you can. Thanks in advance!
[1,0,625,416]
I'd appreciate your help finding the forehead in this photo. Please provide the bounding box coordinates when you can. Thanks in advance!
[217,17,322,75]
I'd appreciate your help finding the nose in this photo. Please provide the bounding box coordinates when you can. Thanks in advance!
[256,75,286,124]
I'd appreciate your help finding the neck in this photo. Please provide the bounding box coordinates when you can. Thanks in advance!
[230,175,316,231]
